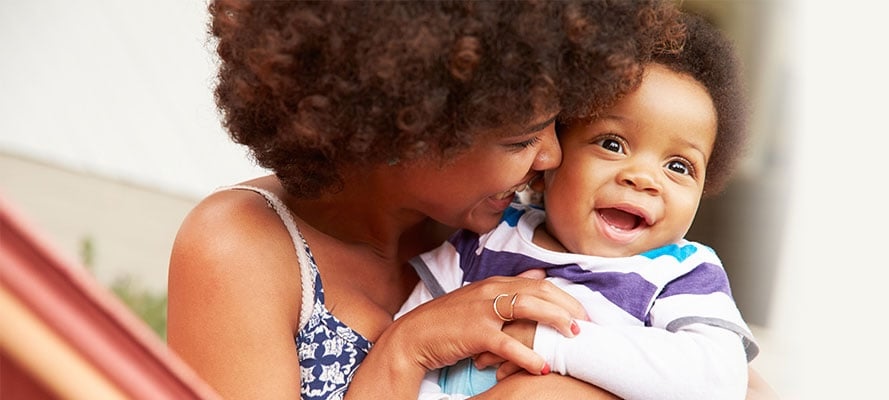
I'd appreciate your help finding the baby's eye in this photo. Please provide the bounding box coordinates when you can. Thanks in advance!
[594,136,624,154]
[666,160,692,176]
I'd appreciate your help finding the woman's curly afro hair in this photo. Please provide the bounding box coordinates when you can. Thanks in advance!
[652,13,749,196]
[209,0,685,198]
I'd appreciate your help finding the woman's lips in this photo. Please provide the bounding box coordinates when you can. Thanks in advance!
[487,181,532,210]
[491,181,531,201]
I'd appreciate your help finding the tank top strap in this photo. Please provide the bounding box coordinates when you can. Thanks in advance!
[215,184,316,331]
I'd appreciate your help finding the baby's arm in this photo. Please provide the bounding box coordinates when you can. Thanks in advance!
[534,242,758,399]
[533,251,757,400]
[535,319,750,400]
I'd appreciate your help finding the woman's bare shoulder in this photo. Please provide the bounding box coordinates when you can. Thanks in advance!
[168,185,302,328]
[173,188,285,263]
[167,185,304,399]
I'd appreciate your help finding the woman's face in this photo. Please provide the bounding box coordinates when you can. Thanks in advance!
[401,113,561,234]
[544,64,717,257]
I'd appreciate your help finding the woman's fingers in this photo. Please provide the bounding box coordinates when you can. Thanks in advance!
[396,276,585,373]
[482,277,588,320]
[483,333,549,376]
[479,277,586,337]
[473,351,505,370]
[507,292,582,338]
[476,319,536,369]
[495,361,525,381]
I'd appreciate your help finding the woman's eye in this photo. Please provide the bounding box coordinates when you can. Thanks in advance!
[666,160,692,175]
[594,137,624,153]
[509,136,542,149]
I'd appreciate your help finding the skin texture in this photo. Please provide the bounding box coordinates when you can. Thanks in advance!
[541,64,717,257]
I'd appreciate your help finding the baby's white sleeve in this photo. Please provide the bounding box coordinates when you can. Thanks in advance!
[534,320,749,400]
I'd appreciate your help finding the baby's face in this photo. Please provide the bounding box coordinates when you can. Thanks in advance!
[543,64,717,257]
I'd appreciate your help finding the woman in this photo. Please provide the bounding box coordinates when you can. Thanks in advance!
[167,1,773,398]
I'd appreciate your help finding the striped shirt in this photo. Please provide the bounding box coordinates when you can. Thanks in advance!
[400,204,758,400]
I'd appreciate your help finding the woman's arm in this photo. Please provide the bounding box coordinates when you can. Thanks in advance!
[477,372,619,399]
[167,191,303,400]
[346,277,589,399]
[483,368,779,400]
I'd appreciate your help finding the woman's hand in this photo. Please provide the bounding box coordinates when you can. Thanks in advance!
[472,268,552,379]
[410,276,586,371]
[471,319,539,380]
[346,275,587,399]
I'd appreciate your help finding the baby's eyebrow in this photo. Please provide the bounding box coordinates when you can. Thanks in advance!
[676,137,710,162]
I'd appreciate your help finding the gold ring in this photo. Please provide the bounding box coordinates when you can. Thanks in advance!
[493,293,515,322]
[508,293,518,321]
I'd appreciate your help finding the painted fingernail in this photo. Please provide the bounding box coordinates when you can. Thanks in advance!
[570,321,580,336]
[540,363,551,375]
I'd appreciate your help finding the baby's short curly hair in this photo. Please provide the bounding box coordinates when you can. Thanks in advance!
[210,0,684,198]
[652,13,749,196]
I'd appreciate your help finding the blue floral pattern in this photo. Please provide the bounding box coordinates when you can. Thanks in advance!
[298,245,373,399]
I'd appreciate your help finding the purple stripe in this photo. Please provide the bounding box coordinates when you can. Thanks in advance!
[449,229,563,280]
[547,265,657,322]
[448,229,482,274]
[451,233,656,321]
[448,228,663,322]
[464,249,563,282]
[659,262,732,298]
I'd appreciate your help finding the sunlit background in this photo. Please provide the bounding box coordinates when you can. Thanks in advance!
[1,1,887,398]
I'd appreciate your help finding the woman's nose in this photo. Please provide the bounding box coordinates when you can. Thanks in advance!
[532,126,562,171]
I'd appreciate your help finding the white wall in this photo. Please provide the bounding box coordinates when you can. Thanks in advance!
[0,0,267,199]
[771,0,889,398]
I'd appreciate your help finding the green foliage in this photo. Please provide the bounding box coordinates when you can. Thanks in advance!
[79,235,95,272]
[78,235,168,340]
[109,276,169,341]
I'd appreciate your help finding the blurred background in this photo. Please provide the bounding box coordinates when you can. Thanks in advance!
[1,1,887,398]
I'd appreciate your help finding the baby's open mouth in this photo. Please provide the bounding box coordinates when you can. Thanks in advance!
[598,208,644,231]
